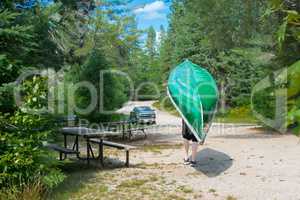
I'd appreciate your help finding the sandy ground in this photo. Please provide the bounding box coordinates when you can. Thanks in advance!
[115,101,300,200]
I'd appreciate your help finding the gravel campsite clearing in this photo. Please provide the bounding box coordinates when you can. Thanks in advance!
[51,101,300,200]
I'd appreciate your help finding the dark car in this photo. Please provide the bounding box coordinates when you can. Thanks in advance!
[130,106,156,124]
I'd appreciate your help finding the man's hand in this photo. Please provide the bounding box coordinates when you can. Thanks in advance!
[204,123,210,133]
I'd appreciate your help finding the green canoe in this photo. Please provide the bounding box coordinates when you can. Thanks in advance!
[167,60,219,142]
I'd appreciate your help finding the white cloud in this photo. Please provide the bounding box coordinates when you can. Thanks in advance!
[133,1,166,14]
[143,12,165,20]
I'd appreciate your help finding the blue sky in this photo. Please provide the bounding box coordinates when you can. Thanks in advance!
[128,0,171,32]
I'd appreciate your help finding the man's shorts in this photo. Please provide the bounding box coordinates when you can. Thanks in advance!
[182,120,197,142]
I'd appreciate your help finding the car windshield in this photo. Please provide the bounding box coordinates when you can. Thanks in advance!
[137,107,152,111]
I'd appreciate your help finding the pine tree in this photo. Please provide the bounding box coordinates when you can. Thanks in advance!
[146,26,157,59]
[0,9,35,85]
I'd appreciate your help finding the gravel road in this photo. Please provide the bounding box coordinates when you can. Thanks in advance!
[117,101,300,200]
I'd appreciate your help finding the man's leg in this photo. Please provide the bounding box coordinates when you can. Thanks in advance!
[191,142,198,162]
[184,139,190,160]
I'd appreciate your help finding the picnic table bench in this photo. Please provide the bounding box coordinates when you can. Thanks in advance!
[45,143,79,161]
[90,139,136,167]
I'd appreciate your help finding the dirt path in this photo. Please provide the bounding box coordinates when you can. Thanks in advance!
[117,101,300,200]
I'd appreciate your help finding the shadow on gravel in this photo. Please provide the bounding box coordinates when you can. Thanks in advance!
[194,148,233,177]
[213,133,282,139]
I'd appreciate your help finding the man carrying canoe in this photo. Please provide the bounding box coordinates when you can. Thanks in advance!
[167,60,219,167]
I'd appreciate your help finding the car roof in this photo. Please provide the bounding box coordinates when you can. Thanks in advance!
[135,106,152,110]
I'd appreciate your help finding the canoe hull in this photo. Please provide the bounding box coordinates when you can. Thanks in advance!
[167,60,218,142]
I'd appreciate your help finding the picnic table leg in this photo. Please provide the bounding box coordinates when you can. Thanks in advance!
[86,138,90,165]
[64,134,67,159]
[125,150,129,167]
[99,139,104,166]
[89,143,95,159]
[122,123,125,140]
[75,136,79,158]
[59,152,63,161]
[128,123,131,140]
[72,138,76,150]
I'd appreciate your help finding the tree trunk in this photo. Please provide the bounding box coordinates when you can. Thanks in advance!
[220,80,226,114]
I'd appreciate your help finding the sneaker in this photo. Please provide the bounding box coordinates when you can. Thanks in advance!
[190,161,197,167]
[183,158,190,165]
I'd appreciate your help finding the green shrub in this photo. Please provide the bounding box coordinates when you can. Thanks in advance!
[0,76,64,191]
[286,61,300,134]
[81,113,128,123]
[252,87,276,120]
[42,169,66,189]
[227,106,252,119]
[252,61,300,132]
[0,82,16,113]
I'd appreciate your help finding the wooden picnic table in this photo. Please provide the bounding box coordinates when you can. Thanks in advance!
[100,120,154,140]
[60,127,137,167]
[61,127,114,165]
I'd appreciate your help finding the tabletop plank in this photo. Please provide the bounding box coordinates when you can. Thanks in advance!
[61,127,118,138]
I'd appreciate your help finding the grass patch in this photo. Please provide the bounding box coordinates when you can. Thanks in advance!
[153,101,180,117]
[142,144,182,154]
[193,194,203,199]
[49,162,191,200]
[135,162,179,171]
[214,106,257,124]
[227,195,238,200]
[143,145,163,154]
[165,194,187,200]
[177,186,193,193]
[0,180,45,200]
[214,116,257,124]
[48,162,107,200]
[209,188,216,193]
[97,185,109,193]
[135,162,160,169]
[149,175,160,182]
[118,179,148,188]
[186,171,201,177]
